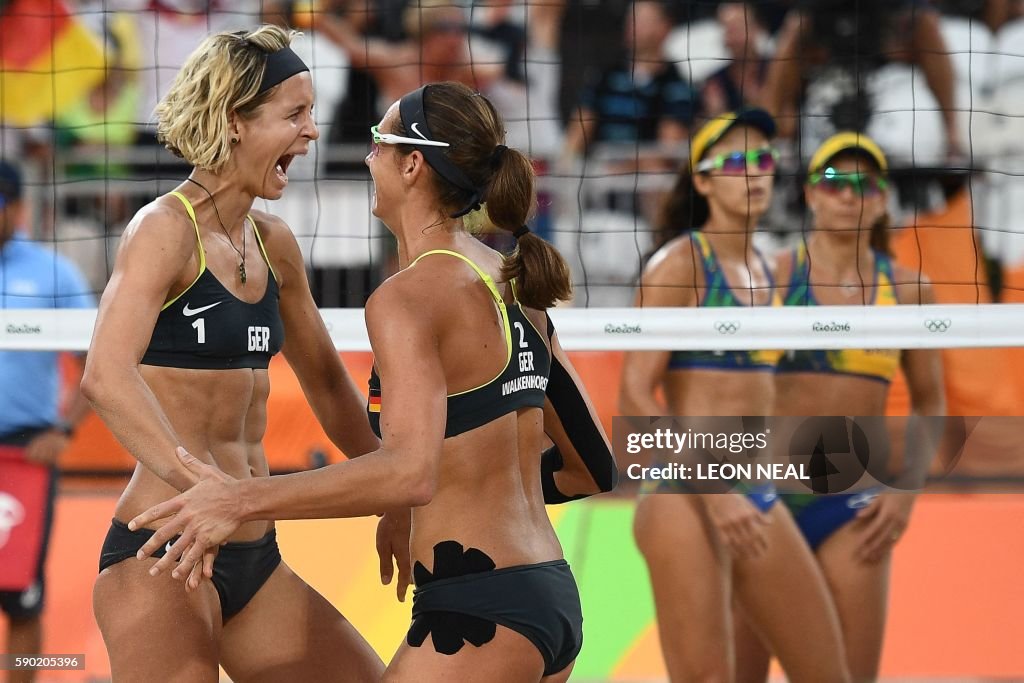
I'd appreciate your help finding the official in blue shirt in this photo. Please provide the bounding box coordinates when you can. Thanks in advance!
[0,159,94,673]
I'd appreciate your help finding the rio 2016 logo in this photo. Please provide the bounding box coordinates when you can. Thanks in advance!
[604,324,641,334]
[812,321,851,332]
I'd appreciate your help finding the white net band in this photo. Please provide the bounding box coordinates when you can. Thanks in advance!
[3,304,1022,352]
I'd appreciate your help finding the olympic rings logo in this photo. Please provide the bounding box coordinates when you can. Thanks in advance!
[715,321,741,334]
[923,319,951,333]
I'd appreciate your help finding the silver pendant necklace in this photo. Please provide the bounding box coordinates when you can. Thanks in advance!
[186,177,246,284]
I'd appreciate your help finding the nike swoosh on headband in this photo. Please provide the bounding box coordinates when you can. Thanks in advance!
[410,122,429,140]
[182,301,223,316]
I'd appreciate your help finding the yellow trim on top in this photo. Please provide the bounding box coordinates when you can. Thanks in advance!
[248,214,278,284]
[163,191,207,311]
[410,249,513,398]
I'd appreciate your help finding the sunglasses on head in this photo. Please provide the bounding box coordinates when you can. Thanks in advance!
[808,168,888,197]
[369,124,450,157]
[695,146,778,175]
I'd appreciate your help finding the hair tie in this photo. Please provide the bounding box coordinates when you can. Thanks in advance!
[491,144,508,168]
[513,225,531,240]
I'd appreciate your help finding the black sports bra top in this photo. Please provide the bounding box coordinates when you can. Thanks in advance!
[367,250,550,439]
[141,191,284,370]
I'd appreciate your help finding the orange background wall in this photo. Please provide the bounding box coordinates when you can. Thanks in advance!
[1,493,1021,681]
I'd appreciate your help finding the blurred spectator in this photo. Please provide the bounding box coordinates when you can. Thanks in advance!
[131,1,246,145]
[260,1,350,178]
[310,1,513,305]
[747,0,793,33]
[483,0,566,157]
[556,0,630,125]
[563,0,695,163]
[700,2,772,117]
[469,0,528,83]
[762,0,963,158]
[315,0,505,106]
[934,0,1012,31]
[320,2,386,151]
[0,160,93,683]
[559,1,696,306]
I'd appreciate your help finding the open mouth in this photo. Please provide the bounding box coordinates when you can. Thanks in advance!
[275,154,294,183]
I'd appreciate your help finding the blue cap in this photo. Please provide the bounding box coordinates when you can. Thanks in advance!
[0,160,22,205]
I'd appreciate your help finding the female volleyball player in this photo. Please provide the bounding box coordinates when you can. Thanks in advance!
[620,110,851,682]
[734,133,945,683]
[81,26,384,681]
[128,81,617,682]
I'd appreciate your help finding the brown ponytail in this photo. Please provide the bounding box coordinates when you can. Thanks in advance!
[488,148,572,309]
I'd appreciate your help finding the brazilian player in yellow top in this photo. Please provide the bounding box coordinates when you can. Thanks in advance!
[621,110,851,683]
[734,133,945,683]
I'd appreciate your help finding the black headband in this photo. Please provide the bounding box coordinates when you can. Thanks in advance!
[398,85,482,218]
[258,46,309,94]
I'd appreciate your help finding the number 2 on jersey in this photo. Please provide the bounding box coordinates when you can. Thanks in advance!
[514,321,528,349]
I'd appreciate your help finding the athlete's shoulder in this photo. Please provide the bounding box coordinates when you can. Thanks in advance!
[890,261,935,305]
[246,209,290,242]
[642,233,699,286]
[119,196,197,255]
[365,270,443,352]
[108,197,201,293]
[369,265,438,311]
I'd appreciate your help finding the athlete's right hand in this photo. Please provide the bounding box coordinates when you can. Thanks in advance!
[376,508,412,602]
[130,448,242,583]
[702,493,771,560]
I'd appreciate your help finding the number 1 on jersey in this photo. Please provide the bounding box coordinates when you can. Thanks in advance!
[192,318,206,344]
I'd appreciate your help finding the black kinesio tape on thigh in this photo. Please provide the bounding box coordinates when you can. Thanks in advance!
[408,541,498,655]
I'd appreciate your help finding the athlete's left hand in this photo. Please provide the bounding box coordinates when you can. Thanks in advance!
[854,492,915,563]
[130,447,242,583]
[376,508,412,602]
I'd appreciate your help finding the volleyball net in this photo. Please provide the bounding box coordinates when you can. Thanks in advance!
[0,1,1022,312]
[0,1,1022,417]
[2,0,1024,429]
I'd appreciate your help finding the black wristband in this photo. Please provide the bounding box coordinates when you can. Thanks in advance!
[540,446,578,505]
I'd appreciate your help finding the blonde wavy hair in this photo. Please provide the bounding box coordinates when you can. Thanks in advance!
[155,25,298,172]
